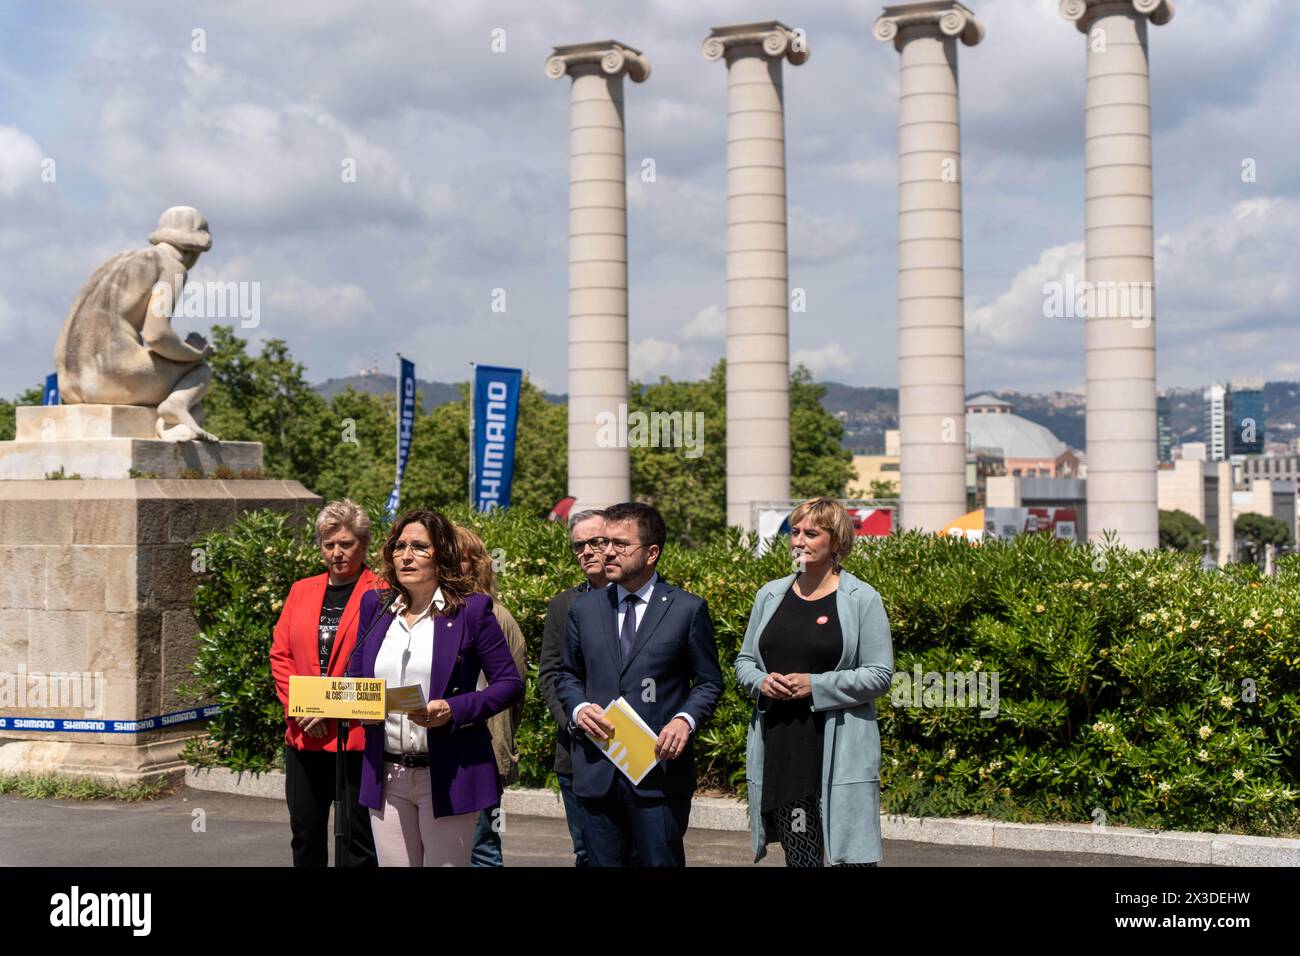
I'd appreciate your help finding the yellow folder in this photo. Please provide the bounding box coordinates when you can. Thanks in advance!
[588,697,661,785]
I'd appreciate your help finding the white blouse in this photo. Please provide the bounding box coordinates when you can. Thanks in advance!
[374,588,445,754]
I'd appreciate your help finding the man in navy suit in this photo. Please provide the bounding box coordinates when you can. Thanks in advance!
[556,502,724,867]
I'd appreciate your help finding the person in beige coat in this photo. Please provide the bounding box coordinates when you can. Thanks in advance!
[455,526,527,866]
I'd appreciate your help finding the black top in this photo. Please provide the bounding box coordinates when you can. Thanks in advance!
[318,578,360,675]
[758,586,843,813]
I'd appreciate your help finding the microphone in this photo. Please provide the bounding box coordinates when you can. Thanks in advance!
[346,586,399,676]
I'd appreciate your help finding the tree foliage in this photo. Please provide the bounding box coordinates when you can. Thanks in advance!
[1159,509,1208,553]
[630,360,856,546]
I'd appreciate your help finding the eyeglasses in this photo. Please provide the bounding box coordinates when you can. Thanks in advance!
[570,538,601,554]
[392,542,432,558]
[587,537,646,555]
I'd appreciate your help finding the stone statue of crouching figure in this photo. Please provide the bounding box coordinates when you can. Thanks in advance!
[54,206,220,442]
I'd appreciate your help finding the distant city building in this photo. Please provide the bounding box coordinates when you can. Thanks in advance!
[1236,454,1300,489]
[967,449,1007,511]
[1229,377,1265,456]
[1177,441,1208,462]
[1156,393,1173,462]
[1203,383,1229,462]
[964,395,1074,478]
[852,453,900,496]
[852,429,902,496]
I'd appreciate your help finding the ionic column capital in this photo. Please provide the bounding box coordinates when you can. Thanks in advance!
[545,40,650,82]
[1060,0,1174,32]
[873,2,984,51]
[701,21,810,65]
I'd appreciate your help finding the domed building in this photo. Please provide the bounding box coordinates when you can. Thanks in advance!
[964,395,1081,479]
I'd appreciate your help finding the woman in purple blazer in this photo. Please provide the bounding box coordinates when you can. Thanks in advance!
[348,509,523,866]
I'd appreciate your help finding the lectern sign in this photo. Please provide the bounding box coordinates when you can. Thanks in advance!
[288,676,386,721]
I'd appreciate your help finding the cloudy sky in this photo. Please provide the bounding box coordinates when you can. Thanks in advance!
[0,0,1295,398]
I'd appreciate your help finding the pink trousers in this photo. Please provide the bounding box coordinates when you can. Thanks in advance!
[368,764,477,867]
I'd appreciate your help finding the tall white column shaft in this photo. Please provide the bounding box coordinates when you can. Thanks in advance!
[1062,0,1173,549]
[546,43,649,512]
[875,4,983,532]
[704,22,807,530]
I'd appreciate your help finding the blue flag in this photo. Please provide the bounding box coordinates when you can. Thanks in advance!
[385,357,416,518]
[42,373,59,405]
[472,365,521,512]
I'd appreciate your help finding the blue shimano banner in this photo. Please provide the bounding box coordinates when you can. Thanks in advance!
[473,365,521,511]
[0,704,220,734]
[385,357,416,518]
[42,372,59,405]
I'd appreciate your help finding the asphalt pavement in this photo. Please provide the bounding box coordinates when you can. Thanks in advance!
[0,786,1183,867]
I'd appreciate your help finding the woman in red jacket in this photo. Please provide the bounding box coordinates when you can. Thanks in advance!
[269,499,380,867]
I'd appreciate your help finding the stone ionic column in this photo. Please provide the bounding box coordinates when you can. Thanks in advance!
[545,41,649,512]
[703,22,807,531]
[1061,0,1172,549]
[874,3,983,532]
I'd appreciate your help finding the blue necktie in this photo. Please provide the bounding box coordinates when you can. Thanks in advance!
[620,593,640,661]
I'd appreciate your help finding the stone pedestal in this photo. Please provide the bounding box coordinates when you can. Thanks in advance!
[0,476,319,783]
[1,405,263,479]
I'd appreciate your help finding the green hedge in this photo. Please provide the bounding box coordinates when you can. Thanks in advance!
[183,504,1300,836]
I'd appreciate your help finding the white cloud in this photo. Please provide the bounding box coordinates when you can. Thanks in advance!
[0,126,43,197]
[680,304,723,341]
[969,240,1085,346]
[631,337,713,381]
[793,343,857,377]
[0,0,1296,398]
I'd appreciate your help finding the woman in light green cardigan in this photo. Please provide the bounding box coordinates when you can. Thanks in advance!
[735,497,894,866]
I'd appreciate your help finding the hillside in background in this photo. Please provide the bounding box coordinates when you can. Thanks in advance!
[314,373,564,412]
[1163,382,1300,449]
[311,376,1300,455]
[817,384,1087,454]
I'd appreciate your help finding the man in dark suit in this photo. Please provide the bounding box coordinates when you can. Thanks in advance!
[538,508,607,867]
[556,502,724,867]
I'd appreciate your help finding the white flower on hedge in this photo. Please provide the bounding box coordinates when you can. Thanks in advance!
[1034,604,1045,613]
[1273,608,1284,618]
[1220,696,1234,709]
[1158,782,1171,793]
[945,748,956,760]
[1232,769,1245,782]
[1199,725,1211,739]
[1191,620,1200,629]
[1197,749,1209,761]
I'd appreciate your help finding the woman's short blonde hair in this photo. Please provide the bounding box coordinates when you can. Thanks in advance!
[315,499,371,549]
[455,526,498,599]
[788,496,856,566]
